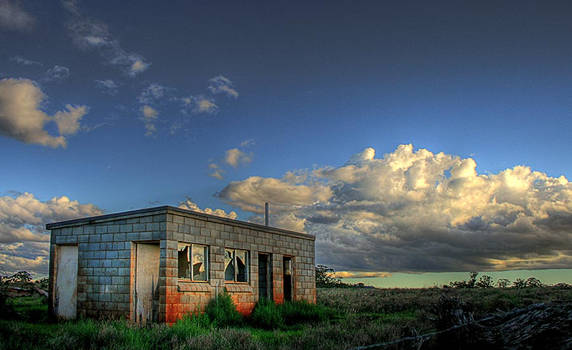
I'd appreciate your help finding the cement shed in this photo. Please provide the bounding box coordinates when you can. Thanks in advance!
[46,206,316,323]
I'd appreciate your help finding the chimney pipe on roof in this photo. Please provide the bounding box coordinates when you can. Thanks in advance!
[264,202,269,226]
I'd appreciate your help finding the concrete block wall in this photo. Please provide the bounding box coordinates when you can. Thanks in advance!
[48,206,316,323]
[48,212,166,320]
[162,211,315,323]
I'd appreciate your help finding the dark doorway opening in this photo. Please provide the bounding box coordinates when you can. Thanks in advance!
[283,257,292,302]
[258,253,272,300]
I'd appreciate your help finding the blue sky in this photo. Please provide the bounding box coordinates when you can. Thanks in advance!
[1,0,571,286]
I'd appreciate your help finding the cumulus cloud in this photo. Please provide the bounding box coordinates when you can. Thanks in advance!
[208,75,239,98]
[0,192,102,275]
[140,105,158,136]
[0,78,88,148]
[63,0,150,76]
[178,198,237,220]
[95,79,118,95]
[225,148,252,168]
[218,144,572,272]
[44,65,70,82]
[0,0,34,31]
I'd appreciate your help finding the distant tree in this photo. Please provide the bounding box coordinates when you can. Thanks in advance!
[476,275,494,288]
[525,277,543,288]
[449,272,479,288]
[497,278,511,288]
[34,278,49,290]
[513,278,527,288]
[315,265,344,288]
[1,271,33,288]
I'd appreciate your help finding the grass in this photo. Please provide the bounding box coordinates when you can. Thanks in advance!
[1,286,571,349]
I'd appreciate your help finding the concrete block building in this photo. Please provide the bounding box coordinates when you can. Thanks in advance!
[46,206,316,323]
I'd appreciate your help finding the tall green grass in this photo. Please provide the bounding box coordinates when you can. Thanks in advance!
[205,292,243,327]
[249,299,337,329]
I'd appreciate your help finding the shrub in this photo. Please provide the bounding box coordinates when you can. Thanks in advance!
[249,298,284,329]
[430,294,474,330]
[205,292,243,327]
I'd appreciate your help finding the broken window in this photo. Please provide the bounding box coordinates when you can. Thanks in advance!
[178,243,209,281]
[224,248,249,282]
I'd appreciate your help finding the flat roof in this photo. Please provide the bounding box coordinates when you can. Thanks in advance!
[46,205,314,241]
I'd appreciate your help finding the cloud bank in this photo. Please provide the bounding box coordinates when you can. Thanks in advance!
[218,144,572,272]
[0,78,88,148]
[0,192,102,275]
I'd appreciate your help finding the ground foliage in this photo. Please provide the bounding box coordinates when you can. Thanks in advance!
[1,271,571,349]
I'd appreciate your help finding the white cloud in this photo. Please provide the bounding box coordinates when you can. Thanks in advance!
[141,105,158,136]
[208,163,224,180]
[225,148,252,168]
[10,55,42,66]
[218,175,332,213]
[0,0,34,31]
[178,198,237,220]
[44,65,70,82]
[0,192,102,276]
[218,144,572,272]
[179,95,218,115]
[193,95,218,114]
[208,141,255,180]
[0,78,88,148]
[208,75,239,98]
[54,105,87,135]
[142,105,158,119]
[64,1,150,76]
[94,79,118,94]
[129,60,149,76]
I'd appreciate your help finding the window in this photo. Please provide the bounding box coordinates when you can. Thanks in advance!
[224,248,249,282]
[178,243,208,281]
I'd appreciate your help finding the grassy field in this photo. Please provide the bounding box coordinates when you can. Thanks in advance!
[1,286,571,350]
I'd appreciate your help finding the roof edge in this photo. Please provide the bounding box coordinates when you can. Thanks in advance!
[46,205,314,240]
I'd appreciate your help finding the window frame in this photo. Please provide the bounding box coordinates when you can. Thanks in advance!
[224,248,250,283]
[177,243,209,282]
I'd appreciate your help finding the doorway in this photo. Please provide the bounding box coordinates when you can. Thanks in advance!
[257,253,272,300]
[55,245,78,319]
[134,243,160,324]
[283,257,293,302]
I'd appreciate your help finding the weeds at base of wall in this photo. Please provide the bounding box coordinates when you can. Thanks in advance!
[205,292,243,328]
[249,298,339,330]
